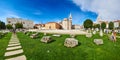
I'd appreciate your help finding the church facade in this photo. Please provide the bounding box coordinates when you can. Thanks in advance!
[61,13,72,30]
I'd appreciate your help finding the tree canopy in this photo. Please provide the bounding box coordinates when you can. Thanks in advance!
[83,19,93,29]
[6,24,13,29]
[93,24,100,29]
[15,23,23,29]
[108,22,114,30]
[101,22,106,30]
[0,21,6,29]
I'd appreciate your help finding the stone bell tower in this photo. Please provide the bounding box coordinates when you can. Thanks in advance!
[68,13,72,30]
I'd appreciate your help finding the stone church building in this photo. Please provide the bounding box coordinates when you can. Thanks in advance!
[61,13,72,30]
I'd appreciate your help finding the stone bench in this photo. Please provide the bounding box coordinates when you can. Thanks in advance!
[64,38,78,48]
[94,39,103,45]
[41,36,52,43]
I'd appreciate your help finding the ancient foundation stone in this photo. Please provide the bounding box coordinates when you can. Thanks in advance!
[41,36,52,43]
[64,38,78,48]
[86,33,92,38]
[94,39,103,45]
[52,34,61,37]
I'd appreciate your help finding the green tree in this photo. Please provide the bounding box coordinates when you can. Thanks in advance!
[0,21,6,29]
[119,22,120,29]
[93,24,100,29]
[83,19,93,29]
[108,22,114,30]
[101,22,106,30]
[6,24,13,29]
[15,23,23,29]
[96,24,100,29]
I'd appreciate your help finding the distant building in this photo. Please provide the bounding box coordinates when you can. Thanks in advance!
[114,20,120,28]
[61,13,72,30]
[7,18,34,29]
[72,25,81,30]
[96,16,120,29]
[34,24,45,29]
[45,22,61,29]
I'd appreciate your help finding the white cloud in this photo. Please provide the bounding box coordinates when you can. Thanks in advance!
[72,0,120,21]
[33,10,42,15]
[0,10,20,23]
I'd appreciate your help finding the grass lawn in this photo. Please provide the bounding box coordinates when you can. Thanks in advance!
[17,32,120,60]
[0,33,12,60]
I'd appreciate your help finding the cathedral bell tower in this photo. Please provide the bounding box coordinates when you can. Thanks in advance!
[69,13,72,30]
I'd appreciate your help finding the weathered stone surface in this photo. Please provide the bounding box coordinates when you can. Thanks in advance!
[70,34,76,38]
[41,36,52,43]
[44,33,47,35]
[52,34,61,37]
[5,49,23,56]
[100,30,103,37]
[6,55,26,60]
[3,32,8,35]
[4,34,26,60]
[95,28,99,31]
[7,46,22,50]
[64,38,78,48]
[86,33,92,38]
[94,39,103,45]
[93,30,96,34]
[30,33,39,39]
[8,43,20,47]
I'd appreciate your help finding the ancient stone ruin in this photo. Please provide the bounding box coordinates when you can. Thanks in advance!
[30,33,39,39]
[93,30,96,35]
[100,30,103,37]
[41,36,52,43]
[70,34,76,38]
[94,39,103,45]
[44,33,47,35]
[64,38,78,48]
[86,33,92,38]
[52,34,61,37]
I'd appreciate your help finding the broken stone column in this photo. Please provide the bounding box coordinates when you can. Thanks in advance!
[86,33,92,38]
[94,39,103,45]
[64,38,78,48]
[41,36,52,43]
[100,30,103,37]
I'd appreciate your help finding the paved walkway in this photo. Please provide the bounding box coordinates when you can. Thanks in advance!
[4,34,26,60]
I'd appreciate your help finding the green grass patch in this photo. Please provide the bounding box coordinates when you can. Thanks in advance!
[17,32,120,60]
[0,33,12,60]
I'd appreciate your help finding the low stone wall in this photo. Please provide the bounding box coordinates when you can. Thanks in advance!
[27,29,87,35]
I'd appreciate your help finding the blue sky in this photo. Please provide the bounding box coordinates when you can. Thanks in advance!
[0,0,98,25]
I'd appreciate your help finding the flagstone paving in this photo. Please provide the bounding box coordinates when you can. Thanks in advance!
[4,34,26,60]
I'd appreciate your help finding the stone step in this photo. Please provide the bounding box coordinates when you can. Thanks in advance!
[9,41,19,43]
[9,42,20,44]
[5,49,23,57]
[4,34,27,60]
[8,43,21,47]
[5,55,26,60]
[7,46,22,50]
